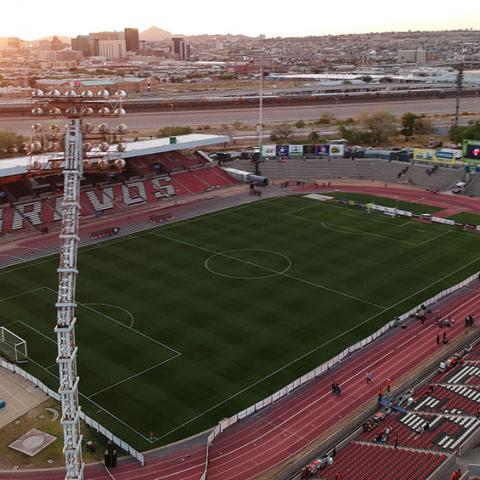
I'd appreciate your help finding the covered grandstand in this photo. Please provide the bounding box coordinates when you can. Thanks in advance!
[0,134,237,235]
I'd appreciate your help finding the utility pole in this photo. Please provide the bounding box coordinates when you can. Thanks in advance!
[454,63,464,127]
[255,35,265,176]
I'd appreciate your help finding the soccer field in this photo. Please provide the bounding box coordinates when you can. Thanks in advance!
[0,194,479,450]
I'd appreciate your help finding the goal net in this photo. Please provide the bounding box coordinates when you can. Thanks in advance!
[0,327,28,363]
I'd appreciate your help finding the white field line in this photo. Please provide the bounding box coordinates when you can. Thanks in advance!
[84,303,135,329]
[0,196,275,274]
[288,209,456,250]
[2,324,156,443]
[415,230,452,247]
[154,233,387,309]
[148,266,480,443]
[12,352,154,443]
[88,353,181,399]
[43,287,182,356]
[0,287,44,303]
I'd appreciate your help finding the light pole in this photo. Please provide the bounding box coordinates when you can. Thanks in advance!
[29,86,127,480]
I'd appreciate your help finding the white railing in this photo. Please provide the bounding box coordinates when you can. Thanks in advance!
[0,359,145,467]
[201,270,480,478]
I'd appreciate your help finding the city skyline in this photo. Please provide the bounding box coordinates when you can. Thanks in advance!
[1,0,479,40]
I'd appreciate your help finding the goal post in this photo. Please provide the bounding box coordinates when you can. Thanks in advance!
[0,327,28,363]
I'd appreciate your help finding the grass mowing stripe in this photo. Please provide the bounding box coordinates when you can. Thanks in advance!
[154,233,387,309]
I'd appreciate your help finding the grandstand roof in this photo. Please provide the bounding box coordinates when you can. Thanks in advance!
[0,134,230,178]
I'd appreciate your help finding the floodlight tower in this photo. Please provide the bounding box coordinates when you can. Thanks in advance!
[29,86,127,480]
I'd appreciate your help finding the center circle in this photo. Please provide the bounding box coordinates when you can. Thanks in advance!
[205,249,292,280]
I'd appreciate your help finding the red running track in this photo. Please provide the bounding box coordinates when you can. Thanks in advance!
[294,183,480,216]
[2,283,480,480]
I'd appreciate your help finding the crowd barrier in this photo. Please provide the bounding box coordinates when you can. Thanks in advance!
[201,269,480,479]
[0,359,145,466]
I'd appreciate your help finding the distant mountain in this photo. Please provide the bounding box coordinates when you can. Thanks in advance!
[35,35,71,43]
[140,27,172,42]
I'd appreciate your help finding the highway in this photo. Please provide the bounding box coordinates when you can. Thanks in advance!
[2,97,480,135]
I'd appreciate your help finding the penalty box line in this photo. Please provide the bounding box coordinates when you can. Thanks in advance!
[42,286,182,356]
[2,322,173,445]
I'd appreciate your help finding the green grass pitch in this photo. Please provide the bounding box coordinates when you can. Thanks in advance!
[0,194,479,450]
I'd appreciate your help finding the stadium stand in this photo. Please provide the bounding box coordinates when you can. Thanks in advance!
[316,442,447,480]
[0,159,237,235]
[358,410,480,452]
[228,158,463,191]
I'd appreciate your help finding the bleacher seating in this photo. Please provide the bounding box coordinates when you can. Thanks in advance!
[228,158,463,191]
[172,171,210,194]
[316,442,446,480]
[358,410,480,452]
[192,167,237,189]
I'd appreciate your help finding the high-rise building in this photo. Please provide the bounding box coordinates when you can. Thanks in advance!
[71,35,90,57]
[90,32,126,60]
[50,36,64,51]
[398,49,427,64]
[124,28,140,52]
[170,37,190,60]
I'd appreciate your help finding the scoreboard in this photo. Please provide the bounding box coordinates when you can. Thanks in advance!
[463,139,480,162]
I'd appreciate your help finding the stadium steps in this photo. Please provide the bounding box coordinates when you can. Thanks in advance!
[464,173,480,196]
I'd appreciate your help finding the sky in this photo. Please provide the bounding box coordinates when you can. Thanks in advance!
[1,0,479,39]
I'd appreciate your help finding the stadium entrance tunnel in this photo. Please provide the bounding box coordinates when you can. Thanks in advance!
[205,249,292,280]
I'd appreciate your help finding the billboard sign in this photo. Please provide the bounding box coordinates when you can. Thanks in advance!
[303,145,316,156]
[413,148,456,165]
[262,145,277,157]
[315,144,329,156]
[464,140,480,163]
[329,144,345,157]
[288,145,304,157]
[276,145,289,156]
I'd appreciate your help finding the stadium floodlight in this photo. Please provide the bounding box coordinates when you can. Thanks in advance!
[115,123,127,134]
[98,141,110,152]
[98,123,109,133]
[114,158,126,169]
[27,83,127,480]
[98,107,111,116]
[83,123,94,133]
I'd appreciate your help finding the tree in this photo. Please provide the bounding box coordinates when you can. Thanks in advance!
[156,126,193,138]
[401,112,417,138]
[401,112,433,138]
[270,124,293,142]
[361,75,373,83]
[359,111,397,145]
[295,120,306,129]
[316,112,335,125]
[449,120,480,144]
[414,116,433,135]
